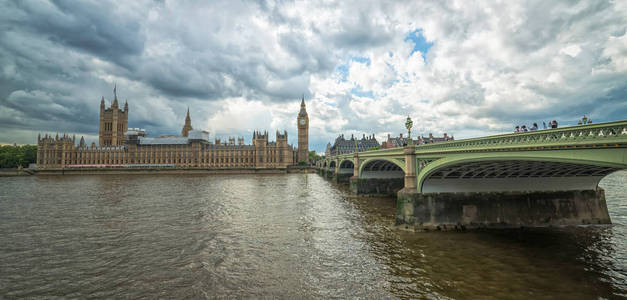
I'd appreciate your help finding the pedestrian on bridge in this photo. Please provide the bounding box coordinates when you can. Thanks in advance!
[530,123,538,131]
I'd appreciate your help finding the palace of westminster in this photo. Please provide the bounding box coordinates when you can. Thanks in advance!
[36,90,310,169]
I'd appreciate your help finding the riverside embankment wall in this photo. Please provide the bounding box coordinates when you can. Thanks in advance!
[11,166,315,176]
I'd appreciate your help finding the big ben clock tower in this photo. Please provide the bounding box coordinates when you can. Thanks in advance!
[297,95,309,163]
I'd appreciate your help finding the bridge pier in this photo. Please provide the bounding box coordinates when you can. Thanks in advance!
[350,177,404,196]
[396,188,611,230]
[334,173,351,184]
[397,144,419,223]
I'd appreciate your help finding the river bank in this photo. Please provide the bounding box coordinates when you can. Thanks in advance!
[2,166,315,176]
[0,169,34,177]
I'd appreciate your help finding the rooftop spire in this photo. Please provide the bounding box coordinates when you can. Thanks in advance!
[299,94,307,116]
[112,84,119,108]
[182,107,193,137]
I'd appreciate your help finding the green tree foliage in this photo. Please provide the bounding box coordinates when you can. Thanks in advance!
[368,145,381,151]
[0,145,37,168]
[308,151,321,162]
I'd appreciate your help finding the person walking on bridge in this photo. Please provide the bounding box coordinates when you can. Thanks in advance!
[530,123,538,131]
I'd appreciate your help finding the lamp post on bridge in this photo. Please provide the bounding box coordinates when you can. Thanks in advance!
[405,116,413,145]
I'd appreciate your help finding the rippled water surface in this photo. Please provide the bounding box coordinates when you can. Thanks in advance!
[1,172,626,298]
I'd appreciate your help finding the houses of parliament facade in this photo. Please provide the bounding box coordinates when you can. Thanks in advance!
[36,91,310,169]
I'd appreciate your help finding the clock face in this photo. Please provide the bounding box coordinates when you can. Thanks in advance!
[299,118,306,125]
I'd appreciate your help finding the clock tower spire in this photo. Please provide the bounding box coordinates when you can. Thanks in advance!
[297,94,309,164]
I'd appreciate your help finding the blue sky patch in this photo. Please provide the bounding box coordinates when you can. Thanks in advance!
[351,56,371,66]
[335,56,372,82]
[350,87,374,98]
[336,64,349,81]
[404,29,433,61]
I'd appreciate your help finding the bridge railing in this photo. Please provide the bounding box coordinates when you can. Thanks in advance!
[324,120,627,160]
[412,120,627,153]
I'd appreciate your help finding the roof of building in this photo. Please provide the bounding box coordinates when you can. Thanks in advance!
[139,136,189,145]
[329,134,379,155]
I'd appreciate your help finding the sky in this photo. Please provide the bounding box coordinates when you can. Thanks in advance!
[1,0,626,153]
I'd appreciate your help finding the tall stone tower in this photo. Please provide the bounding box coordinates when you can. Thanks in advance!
[297,95,309,163]
[182,107,193,137]
[99,86,128,146]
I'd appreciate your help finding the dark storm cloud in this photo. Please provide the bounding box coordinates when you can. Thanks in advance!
[327,13,395,50]
[6,1,145,68]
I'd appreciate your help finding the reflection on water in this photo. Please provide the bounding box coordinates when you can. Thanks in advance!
[0,171,625,298]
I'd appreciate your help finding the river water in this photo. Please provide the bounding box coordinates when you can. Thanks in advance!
[0,172,626,299]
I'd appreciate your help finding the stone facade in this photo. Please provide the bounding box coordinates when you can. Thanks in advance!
[37,92,307,169]
[181,108,193,137]
[326,134,379,156]
[396,189,611,230]
[98,93,128,146]
[297,96,309,163]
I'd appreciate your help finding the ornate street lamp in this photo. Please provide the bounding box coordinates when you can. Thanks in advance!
[582,115,588,125]
[405,115,413,145]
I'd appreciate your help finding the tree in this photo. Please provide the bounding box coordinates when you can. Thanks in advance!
[0,145,37,168]
[308,151,321,162]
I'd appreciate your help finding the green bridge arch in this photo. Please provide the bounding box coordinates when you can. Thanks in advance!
[358,157,406,178]
[416,148,627,193]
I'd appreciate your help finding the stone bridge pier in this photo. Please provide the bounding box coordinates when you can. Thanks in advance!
[396,148,616,230]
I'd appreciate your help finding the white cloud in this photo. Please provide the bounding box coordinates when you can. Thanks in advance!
[0,0,626,150]
[560,44,582,57]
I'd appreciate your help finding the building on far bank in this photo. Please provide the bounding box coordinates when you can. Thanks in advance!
[326,133,379,156]
[297,96,309,164]
[98,92,128,146]
[37,90,309,169]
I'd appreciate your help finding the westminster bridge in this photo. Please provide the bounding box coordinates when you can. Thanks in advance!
[316,120,627,230]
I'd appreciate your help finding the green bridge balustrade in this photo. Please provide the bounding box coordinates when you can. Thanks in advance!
[316,120,627,229]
